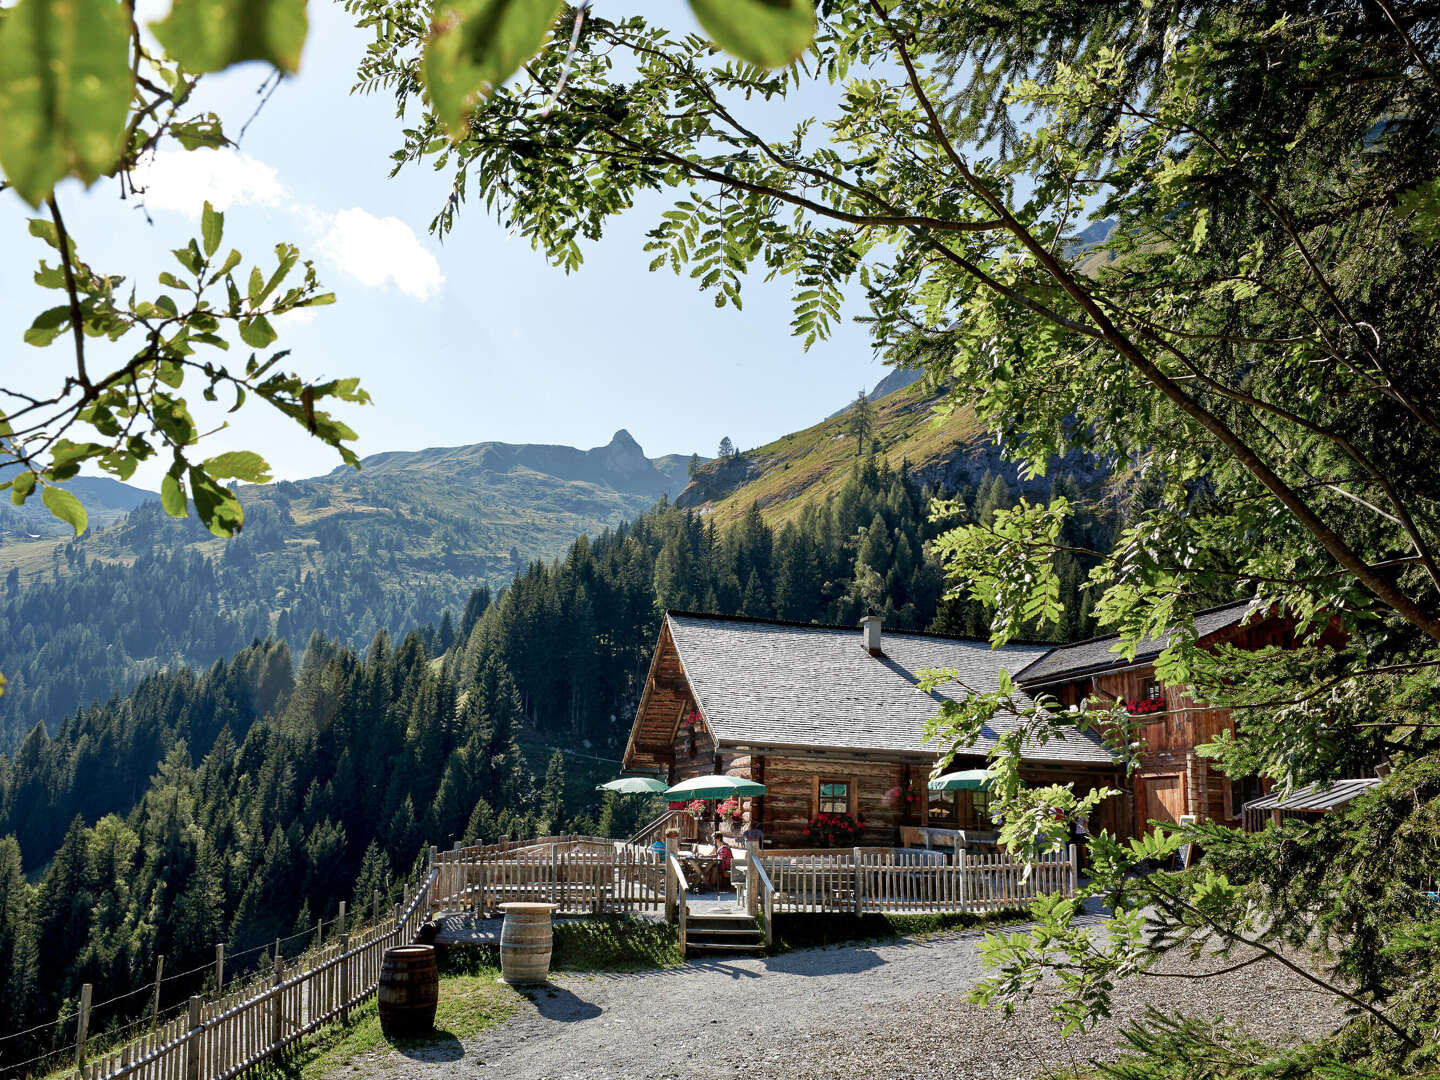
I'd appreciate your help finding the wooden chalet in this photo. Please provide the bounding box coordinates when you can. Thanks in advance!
[1013,601,1293,829]
[622,612,1127,847]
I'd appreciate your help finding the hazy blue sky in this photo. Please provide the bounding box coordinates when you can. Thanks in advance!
[1,2,892,489]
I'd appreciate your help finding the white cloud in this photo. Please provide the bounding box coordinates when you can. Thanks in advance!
[131,148,289,215]
[315,208,444,301]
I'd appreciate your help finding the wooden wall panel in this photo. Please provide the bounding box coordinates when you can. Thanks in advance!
[1042,661,1247,829]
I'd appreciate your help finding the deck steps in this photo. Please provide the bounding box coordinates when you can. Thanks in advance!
[684,911,766,955]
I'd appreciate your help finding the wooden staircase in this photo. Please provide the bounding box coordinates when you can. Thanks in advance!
[683,910,766,954]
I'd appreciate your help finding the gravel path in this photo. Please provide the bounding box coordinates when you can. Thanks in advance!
[341,922,1339,1080]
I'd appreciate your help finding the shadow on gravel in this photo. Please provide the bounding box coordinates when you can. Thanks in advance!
[760,947,885,976]
[530,985,603,1023]
[393,1031,464,1062]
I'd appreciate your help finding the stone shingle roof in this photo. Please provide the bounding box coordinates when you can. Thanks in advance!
[1014,601,1258,686]
[666,612,1115,766]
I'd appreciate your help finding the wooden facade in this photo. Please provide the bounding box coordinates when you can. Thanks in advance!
[624,619,1126,847]
[1020,615,1304,830]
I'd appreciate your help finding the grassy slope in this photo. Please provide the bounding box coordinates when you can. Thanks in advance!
[689,383,986,529]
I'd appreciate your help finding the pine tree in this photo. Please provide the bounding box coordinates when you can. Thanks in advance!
[846,390,876,456]
[539,750,566,834]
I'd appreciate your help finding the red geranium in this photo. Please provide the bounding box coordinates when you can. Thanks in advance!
[1126,696,1164,716]
[804,812,863,847]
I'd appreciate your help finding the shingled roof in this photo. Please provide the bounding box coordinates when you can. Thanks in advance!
[665,612,1115,766]
[1014,601,1259,686]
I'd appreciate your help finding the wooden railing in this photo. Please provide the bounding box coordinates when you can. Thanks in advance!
[746,853,775,947]
[625,808,688,850]
[76,869,438,1080]
[431,837,665,916]
[758,845,1078,916]
[667,854,688,953]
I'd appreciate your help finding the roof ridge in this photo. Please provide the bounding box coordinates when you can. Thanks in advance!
[1018,598,1256,657]
[1012,598,1260,682]
[664,609,1052,649]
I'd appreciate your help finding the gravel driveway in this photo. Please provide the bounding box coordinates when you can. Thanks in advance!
[343,922,1339,1080]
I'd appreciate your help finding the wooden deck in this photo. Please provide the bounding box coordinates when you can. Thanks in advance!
[427,835,1080,956]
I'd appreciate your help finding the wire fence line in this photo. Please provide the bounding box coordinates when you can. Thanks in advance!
[0,869,425,1077]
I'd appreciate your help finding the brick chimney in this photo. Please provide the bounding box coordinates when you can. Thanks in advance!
[860,612,883,656]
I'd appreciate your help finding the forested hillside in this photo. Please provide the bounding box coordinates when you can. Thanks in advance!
[0,457,1121,1071]
[0,431,690,751]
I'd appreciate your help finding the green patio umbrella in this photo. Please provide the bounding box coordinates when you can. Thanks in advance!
[928,768,1002,791]
[596,776,669,794]
[663,774,767,799]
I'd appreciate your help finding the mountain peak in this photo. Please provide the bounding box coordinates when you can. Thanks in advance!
[606,428,642,452]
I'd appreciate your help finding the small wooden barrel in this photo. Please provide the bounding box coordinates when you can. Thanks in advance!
[377,945,438,1037]
[498,903,559,986]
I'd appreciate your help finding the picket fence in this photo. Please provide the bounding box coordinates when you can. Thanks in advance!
[430,836,665,915]
[69,869,438,1080]
[757,844,1078,915]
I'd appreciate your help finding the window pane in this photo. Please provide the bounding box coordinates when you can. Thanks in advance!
[818,781,849,815]
[971,790,992,827]
[927,789,956,824]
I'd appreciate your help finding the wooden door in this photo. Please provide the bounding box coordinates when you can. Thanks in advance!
[1144,776,1184,825]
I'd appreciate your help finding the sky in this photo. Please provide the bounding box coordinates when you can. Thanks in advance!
[0,1,891,490]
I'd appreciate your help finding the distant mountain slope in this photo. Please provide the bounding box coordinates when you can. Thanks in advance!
[0,474,155,542]
[0,429,694,748]
[678,380,1108,527]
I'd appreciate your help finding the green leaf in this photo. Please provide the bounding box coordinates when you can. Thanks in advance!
[24,305,71,347]
[160,472,187,517]
[422,0,564,140]
[10,471,36,506]
[188,467,244,537]
[203,450,272,483]
[202,202,224,258]
[239,315,277,348]
[41,484,88,536]
[0,0,134,205]
[171,115,226,151]
[150,0,309,75]
[688,0,815,68]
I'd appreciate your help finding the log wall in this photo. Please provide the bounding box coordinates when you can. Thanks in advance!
[1035,618,1304,831]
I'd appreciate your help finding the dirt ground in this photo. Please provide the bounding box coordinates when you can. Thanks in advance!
[325,919,1340,1080]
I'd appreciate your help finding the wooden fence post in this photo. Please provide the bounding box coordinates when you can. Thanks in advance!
[271,952,283,1047]
[744,838,759,915]
[339,931,351,1024]
[151,955,164,1028]
[956,847,967,913]
[338,900,347,936]
[1068,842,1078,894]
[392,902,401,933]
[215,943,224,994]
[74,982,92,1074]
[663,829,679,923]
[852,847,864,915]
[184,995,201,1080]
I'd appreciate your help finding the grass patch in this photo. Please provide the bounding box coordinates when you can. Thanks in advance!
[551,917,683,971]
[441,916,684,975]
[769,908,1029,952]
[265,967,519,1079]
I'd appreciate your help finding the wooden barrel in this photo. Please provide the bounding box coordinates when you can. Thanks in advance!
[377,945,438,1037]
[498,903,559,985]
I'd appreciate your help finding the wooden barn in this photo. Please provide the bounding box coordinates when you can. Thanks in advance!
[1013,601,1291,829]
[621,612,1127,847]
